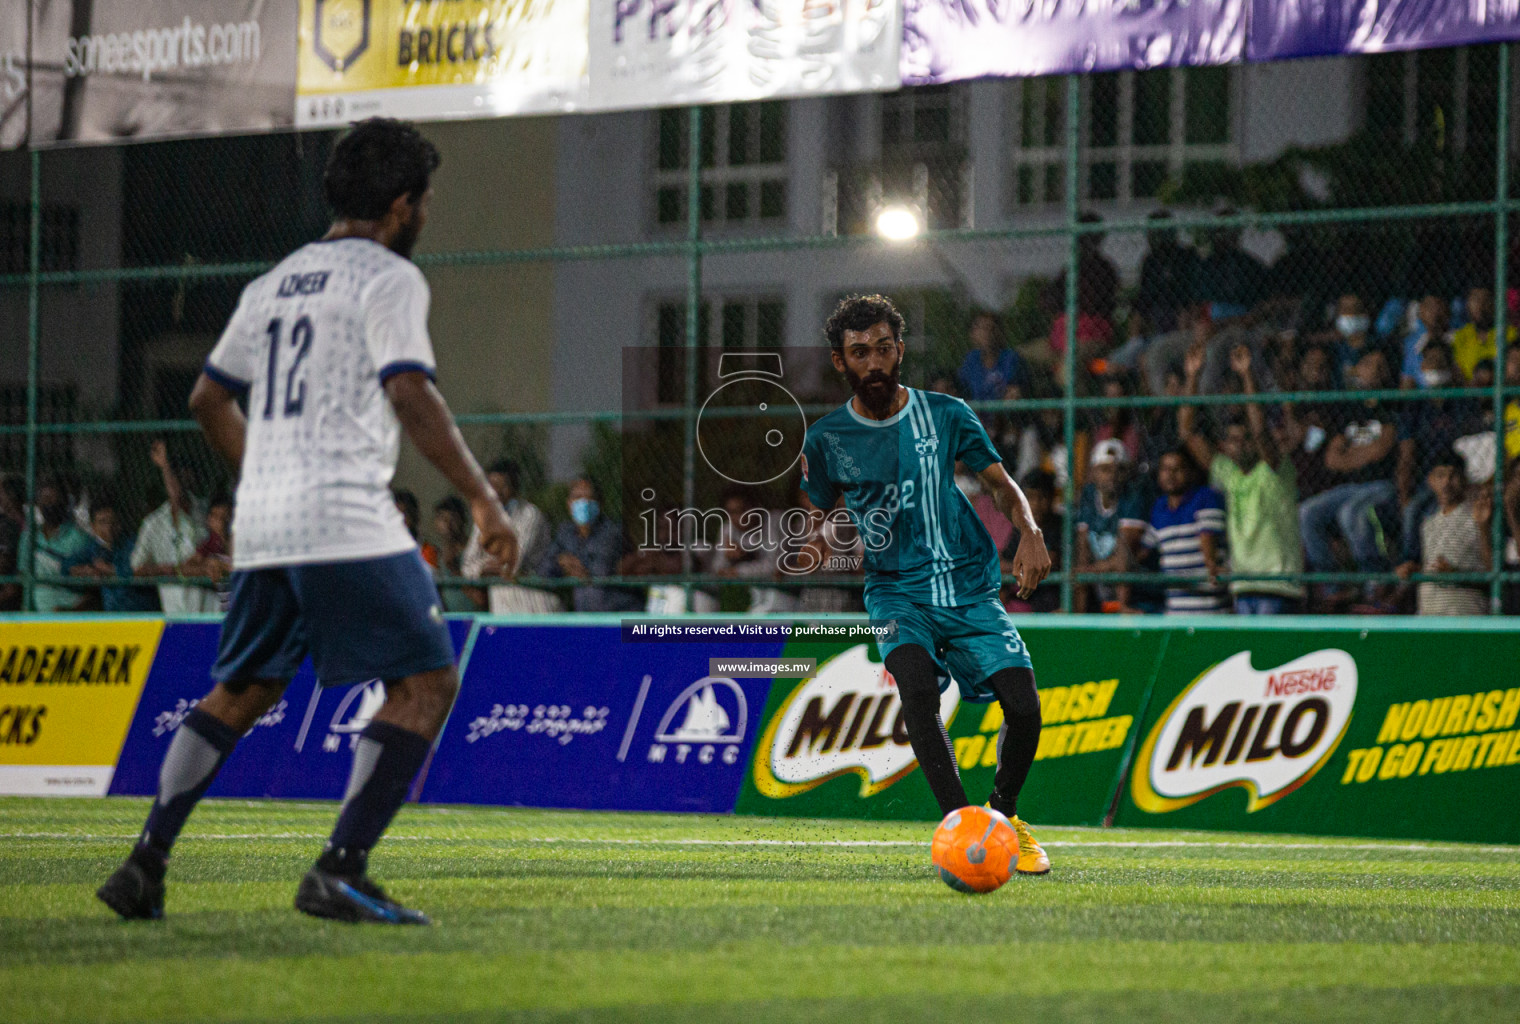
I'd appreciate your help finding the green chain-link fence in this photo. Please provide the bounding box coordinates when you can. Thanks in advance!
[3,46,1519,616]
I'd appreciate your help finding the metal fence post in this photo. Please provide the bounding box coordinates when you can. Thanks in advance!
[682,105,704,610]
[1061,74,1080,613]
[1493,44,1511,614]
[21,147,41,612]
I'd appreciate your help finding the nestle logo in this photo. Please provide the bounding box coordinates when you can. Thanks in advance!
[1265,667,1337,698]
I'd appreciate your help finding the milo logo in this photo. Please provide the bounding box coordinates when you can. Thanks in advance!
[1131,650,1358,813]
[751,644,959,799]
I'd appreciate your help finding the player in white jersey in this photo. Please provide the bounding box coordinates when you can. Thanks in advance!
[98,119,518,925]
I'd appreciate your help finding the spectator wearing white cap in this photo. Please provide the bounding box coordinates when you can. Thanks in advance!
[1074,438,1157,614]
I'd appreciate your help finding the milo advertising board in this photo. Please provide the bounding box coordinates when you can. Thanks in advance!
[1114,624,1520,844]
[735,626,1164,824]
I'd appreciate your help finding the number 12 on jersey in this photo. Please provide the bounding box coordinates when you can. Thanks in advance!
[263,316,313,419]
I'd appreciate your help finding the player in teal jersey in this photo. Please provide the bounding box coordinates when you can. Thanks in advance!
[798,295,1053,873]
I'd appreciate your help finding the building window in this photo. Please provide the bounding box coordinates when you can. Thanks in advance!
[826,84,971,235]
[1364,45,1499,156]
[1,201,81,274]
[653,295,785,404]
[1010,67,1238,207]
[654,103,788,231]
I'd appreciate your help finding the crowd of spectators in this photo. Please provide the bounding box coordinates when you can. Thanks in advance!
[5,209,1518,617]
[939,208,1520,616]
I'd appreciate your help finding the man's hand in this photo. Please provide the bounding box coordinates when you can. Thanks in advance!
[149,439,170,471]
[1008,528,1052,600]
[471,497,519,578]
[557,552,588,579]
[1183,339,1206,383]
[1432,555,1455,574]
[1474,487,1495,530]
[1229,343,1253,382]
[1395,560,1417,581]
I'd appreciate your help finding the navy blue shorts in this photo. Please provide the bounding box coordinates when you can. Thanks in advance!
[212,550,454,687]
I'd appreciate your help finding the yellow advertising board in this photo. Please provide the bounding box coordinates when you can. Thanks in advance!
[0,619,164,796]
[295,0,587,127]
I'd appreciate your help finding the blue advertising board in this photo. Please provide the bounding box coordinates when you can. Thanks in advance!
[419,623,784,813]
[109,619,473,801]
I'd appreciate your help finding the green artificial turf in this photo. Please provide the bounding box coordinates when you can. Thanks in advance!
[2,797,1518,1022]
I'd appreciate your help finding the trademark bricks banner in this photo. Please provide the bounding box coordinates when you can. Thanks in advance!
[587,0,900,113]
[109,619,472,802]
[420,622,784,812]
[1249,0,1520,62]
[734,626,1162,824]
[901,0,1245,86]
[1114,625,1520,845]
[0,618,164,796]
[295,0,589,129]
[21,0,296,149]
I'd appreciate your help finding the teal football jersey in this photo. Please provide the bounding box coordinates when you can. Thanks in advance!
[800,387,1004,607]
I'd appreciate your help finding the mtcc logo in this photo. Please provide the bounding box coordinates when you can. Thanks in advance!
[618,674,749,767]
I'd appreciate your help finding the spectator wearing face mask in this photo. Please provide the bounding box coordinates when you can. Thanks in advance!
[1279,343,1340,501]
[21,478,93,612]
[1399,295,1452,389]
[1451,286,1517,383]
[1330,294,1374,381]
[538,477,640,612]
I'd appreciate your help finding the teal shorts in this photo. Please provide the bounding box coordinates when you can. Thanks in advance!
[866,590,1033,703]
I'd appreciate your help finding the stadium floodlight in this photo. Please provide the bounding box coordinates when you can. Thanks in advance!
[875,205,920,241]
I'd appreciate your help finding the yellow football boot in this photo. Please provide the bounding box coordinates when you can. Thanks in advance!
[1010,815,1051,875]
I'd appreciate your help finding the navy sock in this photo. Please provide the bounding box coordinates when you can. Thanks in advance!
[985,668,1042,820]
[136,708,241,874]
[317,720,431,878]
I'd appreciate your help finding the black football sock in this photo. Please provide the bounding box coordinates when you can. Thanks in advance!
[984,667,1042,820]
[885,644,969,816]
[136,707,242,877]
[317,720,431,879]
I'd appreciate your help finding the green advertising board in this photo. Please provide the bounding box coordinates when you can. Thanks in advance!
[733,625,1167,825]
[1111,621,1520,845]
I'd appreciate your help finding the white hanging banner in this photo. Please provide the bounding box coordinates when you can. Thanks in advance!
[588,0,901,113]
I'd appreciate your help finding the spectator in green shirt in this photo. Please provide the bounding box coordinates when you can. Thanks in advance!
[1178,342,1306,614]
[20,479,94,612]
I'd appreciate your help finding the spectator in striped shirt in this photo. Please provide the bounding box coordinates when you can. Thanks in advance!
[1149,447,1228,613]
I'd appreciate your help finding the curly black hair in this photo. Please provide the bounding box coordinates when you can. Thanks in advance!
[824,294,904,353]
[324,118,441,221]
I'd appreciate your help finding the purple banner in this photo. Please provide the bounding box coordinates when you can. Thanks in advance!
[902,0,1245,85]
[1249,0,1520,62]
[110,619,472,801]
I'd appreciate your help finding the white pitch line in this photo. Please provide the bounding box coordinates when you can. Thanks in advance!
[0,832,1516,854]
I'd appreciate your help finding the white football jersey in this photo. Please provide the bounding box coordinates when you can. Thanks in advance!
[205,238,435,569]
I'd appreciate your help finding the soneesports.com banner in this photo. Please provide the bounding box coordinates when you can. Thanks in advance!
[0,619,164,795]
[15,0,295,149]
[587,0,900,112]
[295,0,589,128]
[1113,624,1520,845]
